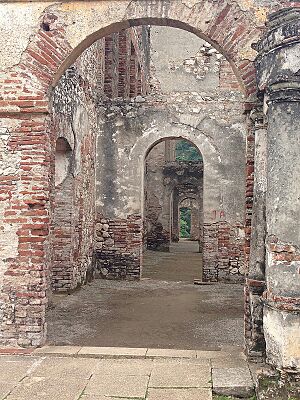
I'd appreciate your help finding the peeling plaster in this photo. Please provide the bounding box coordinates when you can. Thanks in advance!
[0,2,54,70]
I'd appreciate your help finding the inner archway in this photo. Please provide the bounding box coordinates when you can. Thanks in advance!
[143,137,203,282]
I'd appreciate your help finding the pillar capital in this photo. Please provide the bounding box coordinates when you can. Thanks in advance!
[256,8,300,95]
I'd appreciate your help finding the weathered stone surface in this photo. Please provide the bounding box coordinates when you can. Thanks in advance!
[78,346,147,358]
[84,374,149,398]
[149,362,211,388]
[148,388,212,400]
[147,348,197,359]
[212,367,254,397]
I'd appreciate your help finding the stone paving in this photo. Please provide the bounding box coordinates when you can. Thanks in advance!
[0,346,256,399]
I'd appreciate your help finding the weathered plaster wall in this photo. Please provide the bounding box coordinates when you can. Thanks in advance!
[144,141,172,251]
[50,39,105,292]
[150,27,246,281]
[95,24,247,283]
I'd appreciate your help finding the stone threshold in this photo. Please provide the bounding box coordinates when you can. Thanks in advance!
[31,345,246,360]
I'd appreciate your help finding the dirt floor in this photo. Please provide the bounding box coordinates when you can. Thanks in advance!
[47,241,244,349]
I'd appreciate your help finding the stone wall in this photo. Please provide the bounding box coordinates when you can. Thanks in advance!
[95,27,247,282]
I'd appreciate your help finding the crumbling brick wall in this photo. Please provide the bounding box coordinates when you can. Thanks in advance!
[93,27,150,279]
[50,39,105,292]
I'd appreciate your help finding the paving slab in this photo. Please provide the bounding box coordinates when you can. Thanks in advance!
[84,374,149,398]
[147,348,196,358]
[0,382,15,399]
[78,346,147,358]
[212,367,254,398]
[93,358,153,376]
[149,362,211,388]
[0,356,39,382]
[34,345,81,356]
[211,357,249,369]
[147,388,212,400]
[220,346,246,358]
[5,376,87,400]
[31,357,97,379]
[197,350,245,360]
[80,397,126,400]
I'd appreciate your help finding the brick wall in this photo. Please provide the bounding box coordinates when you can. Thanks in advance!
[203,221,245,282]
[104,28,150,99]
[219,59,241,91]
[50,39,105,292]
[95,215,142,280]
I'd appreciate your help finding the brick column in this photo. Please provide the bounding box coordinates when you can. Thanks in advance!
[0,113,50,347]
[256,8,300,372]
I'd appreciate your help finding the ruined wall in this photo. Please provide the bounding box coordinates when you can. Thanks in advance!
[255,8,300,372]
[104,27,150,99]
[180,197,202,242]
[94,27,150,280]
[95,26,246,282]
[50,39,105,292]
[144,141,171,251]
[149,27,247,282]
[51,26,150,287]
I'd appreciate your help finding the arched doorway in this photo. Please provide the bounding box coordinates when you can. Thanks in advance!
[143,137,203,282]
[0,1,256,352]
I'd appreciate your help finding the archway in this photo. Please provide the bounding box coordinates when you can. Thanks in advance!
[143,137,203,282]
[0,1,254,350]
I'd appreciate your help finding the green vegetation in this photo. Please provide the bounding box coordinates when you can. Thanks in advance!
[175,139,202,161]
[180,207,191,238]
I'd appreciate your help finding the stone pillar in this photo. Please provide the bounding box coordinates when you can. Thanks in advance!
[256,8,300,372]
[245,105,267,361]
[171,188,179,242]
[190,200,200,241]
[165,140,176,162]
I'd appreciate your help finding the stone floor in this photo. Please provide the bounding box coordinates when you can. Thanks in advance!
[0,346,256,399]
[47,241,244,348]
[143,240,203,281]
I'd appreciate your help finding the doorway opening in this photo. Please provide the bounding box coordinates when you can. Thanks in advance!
[179,207,191,239]
[46,24,245,350]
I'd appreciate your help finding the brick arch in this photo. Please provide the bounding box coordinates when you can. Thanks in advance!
[51,18,256,96]
[3,0,264,110]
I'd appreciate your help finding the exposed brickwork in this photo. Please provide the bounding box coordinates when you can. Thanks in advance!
[203,221,245,282]
[104,28,150,99]
[0,114,51,347]
[95,215,142,280]
[50,40,105,292]
[219,59,241,91]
